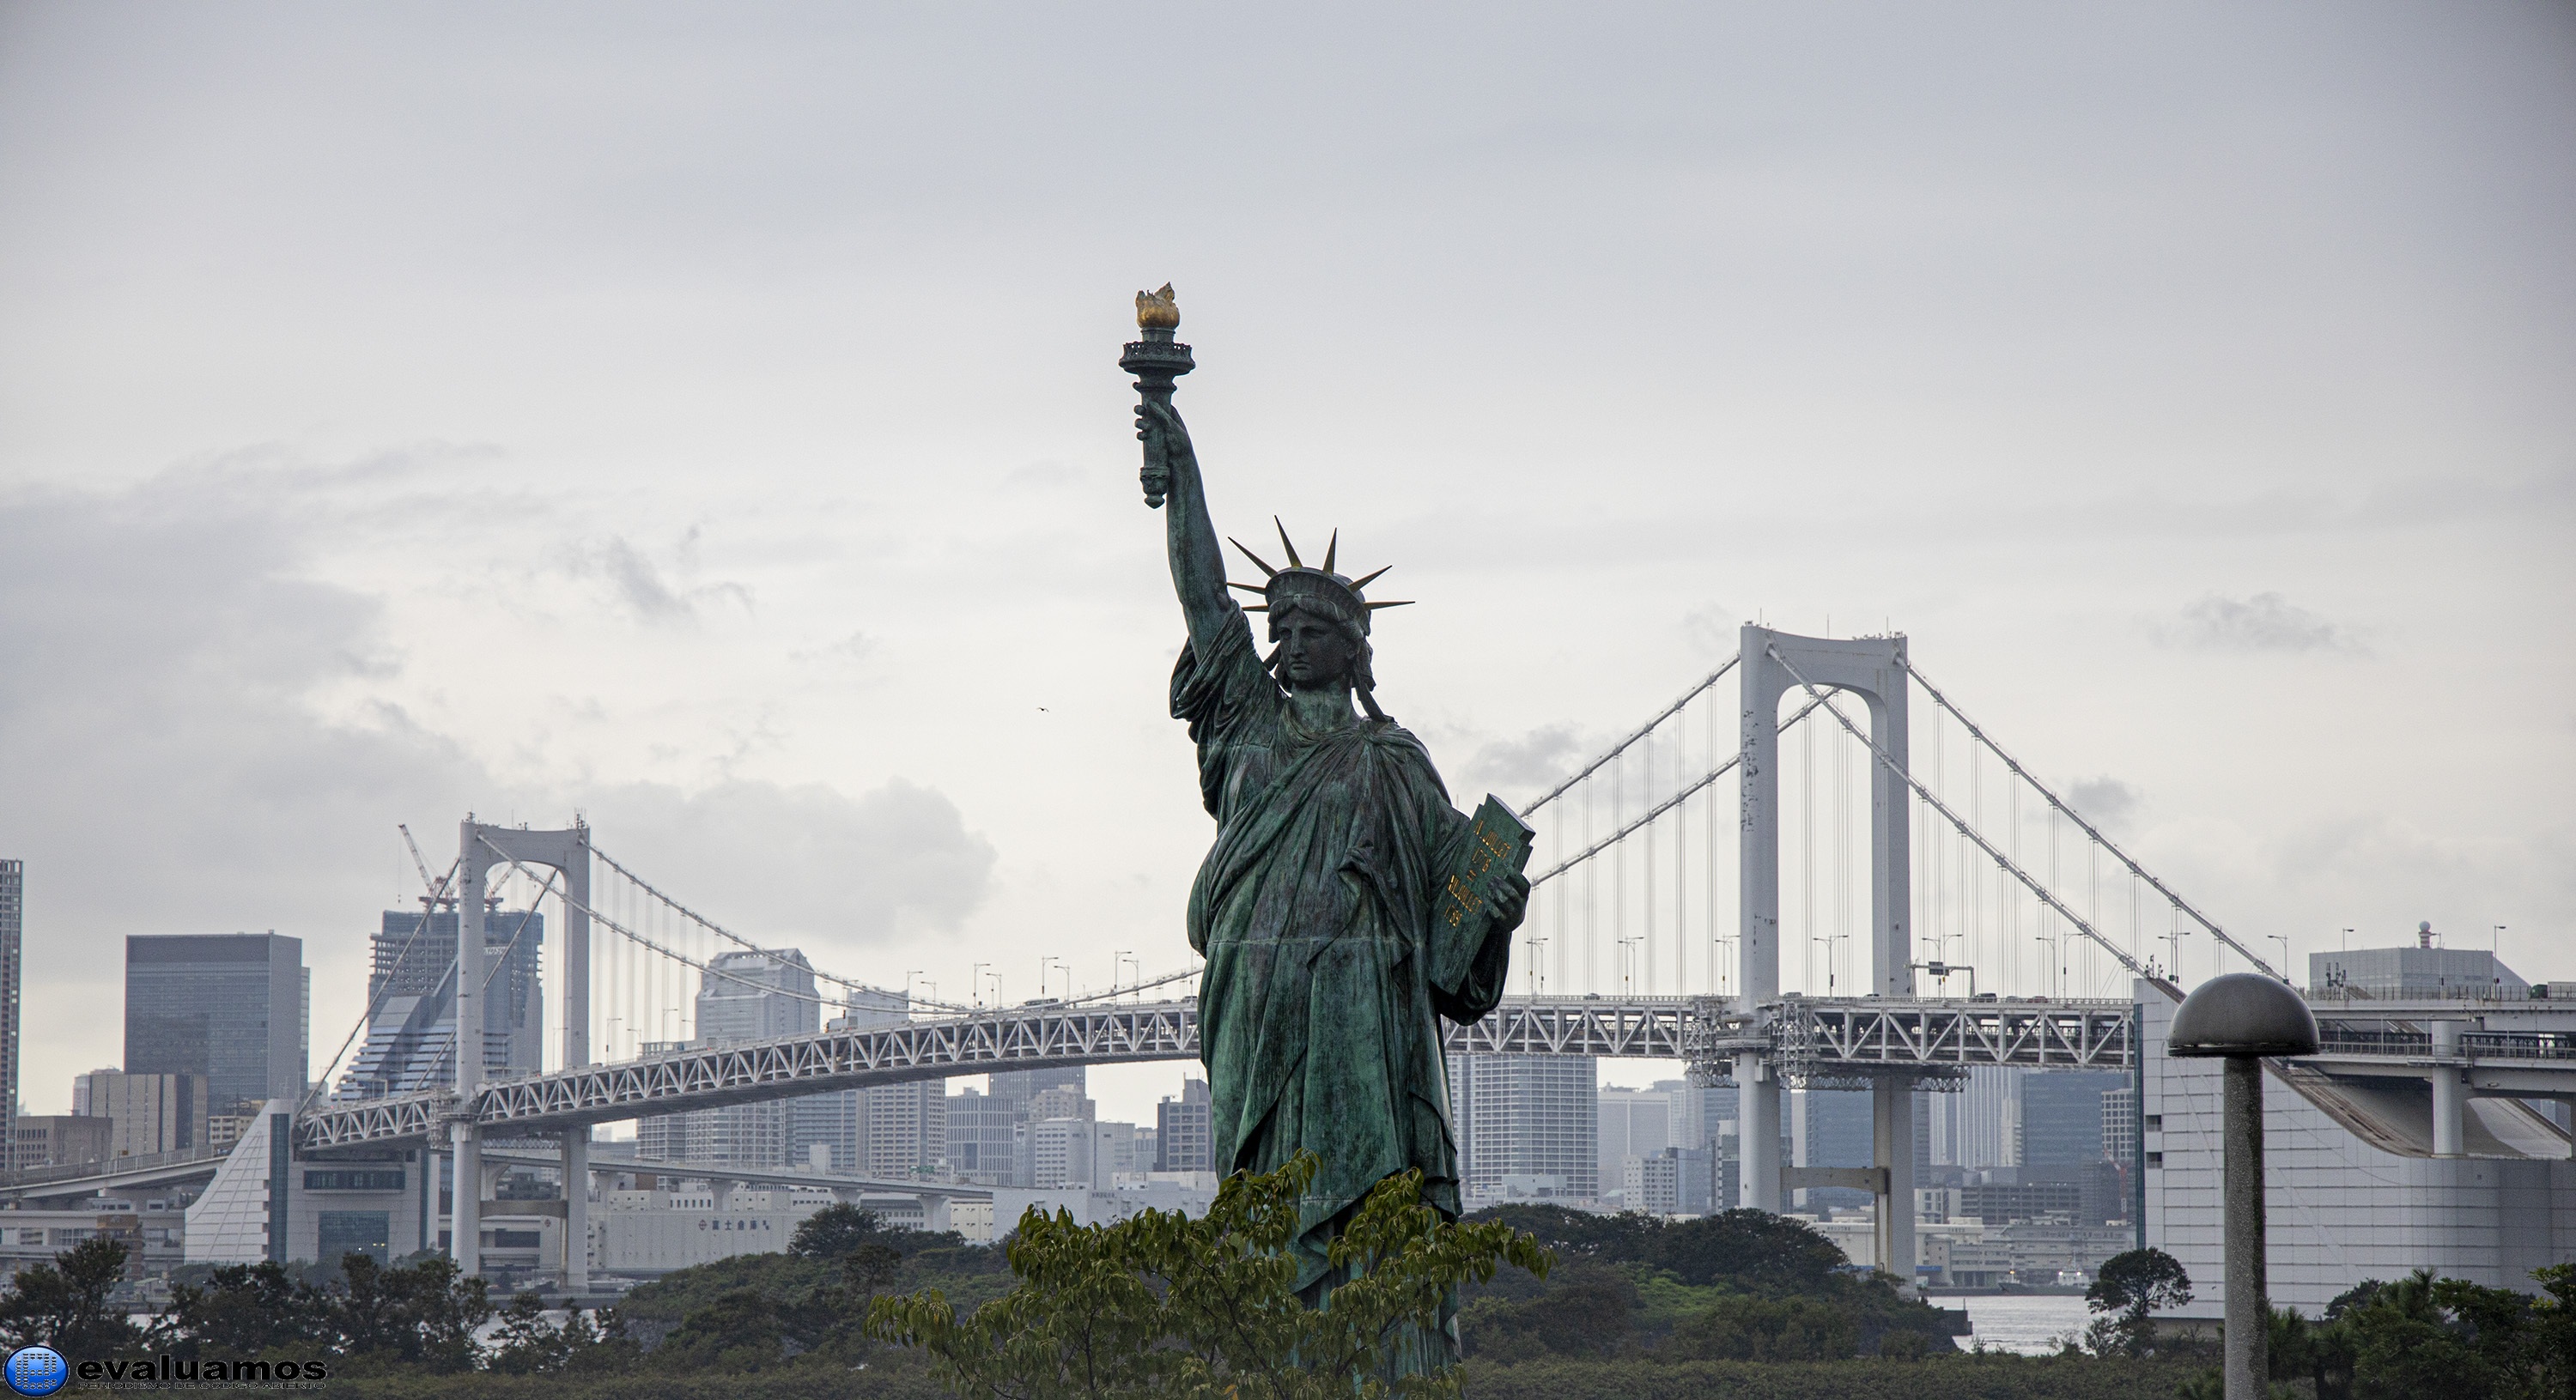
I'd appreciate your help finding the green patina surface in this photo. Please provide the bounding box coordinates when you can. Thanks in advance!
[1128,300,1530,1372]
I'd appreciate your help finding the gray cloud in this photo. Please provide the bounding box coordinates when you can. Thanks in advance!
[2159,592,2356,655]
[2065,776,2142,833]
[573,534,753,625]
[0,460,993,1108]
[1452,723,1590,798]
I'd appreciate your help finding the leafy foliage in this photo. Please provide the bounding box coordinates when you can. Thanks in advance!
[793,1203,886,1259]
[1469,1204,1847,1294]
[0,1237,148,1355]
[1457,1203,1956,1362]
[2083,1247,2191,1357]
[868,1153,1551,1398]
[485,1293,643,1376]
[1661,1294,1859,1362]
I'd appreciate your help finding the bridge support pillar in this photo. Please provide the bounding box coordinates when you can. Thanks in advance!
[453,1122,481,1277]
[1738,1054,1781,1211]
[2431,1021,2467,1156]
[922,1194,951,1233]
[562,1130,588,1295]
[1873,1082,1915,1282]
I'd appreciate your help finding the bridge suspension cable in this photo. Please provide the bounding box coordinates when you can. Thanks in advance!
[584,841,926,1006]
[1519,656,1738,820]
[1895,657,2282,983]
[1766,645,2158,987]
[477,835,1206,1040]
[1528,693,1828,888]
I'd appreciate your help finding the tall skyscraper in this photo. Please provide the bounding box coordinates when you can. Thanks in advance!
[0,860,19,1171]
[336,910,540,1098]
[863,1082,948,1179]
[1455,1054,1597,1202]
[2020,1070,2130,1166]
[1156,1078,1213,1173]
[1599,1084,1675,1191]
[125,933,306,1112]
[945,1086,1018,1183]
[637,949,818,1169]
[791,987,938,1175]
[990,1066,1085,1115]
[1929,1065,2022,1170]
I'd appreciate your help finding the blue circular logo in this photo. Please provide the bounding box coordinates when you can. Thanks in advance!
[4,1347,65,1397]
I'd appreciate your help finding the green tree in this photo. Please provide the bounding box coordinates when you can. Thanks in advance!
[793,1203,886,1259]
[0,1237,147,1355]
[2529,1263,2576,1397]
[1457,1261,1634,1361]
[2085,1247,2190,1357]
[160,1259,330,1357]
[870,1154,1550,1398]
[332,1252,490,1372]
[485,1292,641,1376]
[1661,1294,1858,1361]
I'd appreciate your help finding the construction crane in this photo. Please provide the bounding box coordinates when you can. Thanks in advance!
[397,823,460,912]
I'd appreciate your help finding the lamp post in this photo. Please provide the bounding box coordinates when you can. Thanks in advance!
[2266,936,2290,983]
[2169,973,2321,1400]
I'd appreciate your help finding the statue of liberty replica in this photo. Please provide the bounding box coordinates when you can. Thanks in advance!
[1121,286,1535,1372]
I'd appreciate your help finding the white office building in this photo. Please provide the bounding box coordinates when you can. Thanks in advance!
[2141,975,2576,1318]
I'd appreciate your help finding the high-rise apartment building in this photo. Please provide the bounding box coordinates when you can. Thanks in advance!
[1624,1146,1716,1216]
[1929,1065,2021,1170]
[0,861,19,1171]
[1599,1084,1677,1191]
[863,1082,948,1179]
[1454,1053,1597,1203]
[946,1086,1018,1183]
[74,1069,208,1156]
[125,933,306,1112]
[337,910,540,1098]
[2019,1071,2129,1166]
[636,950,818,1170]
[2101,1085,2139,1167]
[991,1066,1085,1116]
[1157,1078,1213,1173]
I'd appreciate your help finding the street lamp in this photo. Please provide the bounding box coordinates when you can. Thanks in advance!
[2170,974,2321,1400]
[971,963,989,1009]
[2266,936,2290,984]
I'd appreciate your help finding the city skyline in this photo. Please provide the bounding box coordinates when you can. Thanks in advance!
[2,3,2569,1132]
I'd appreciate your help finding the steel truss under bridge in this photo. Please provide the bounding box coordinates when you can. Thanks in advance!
[1775,997,2134,1088]
[297,993,2135,1152]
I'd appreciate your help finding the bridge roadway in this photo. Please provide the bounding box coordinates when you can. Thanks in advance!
[299,994,2137,1153]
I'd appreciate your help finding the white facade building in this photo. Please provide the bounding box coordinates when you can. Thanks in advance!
[2140,979,2576,1318]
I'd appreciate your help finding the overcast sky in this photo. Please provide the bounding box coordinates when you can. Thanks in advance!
[2,2,2569,1124]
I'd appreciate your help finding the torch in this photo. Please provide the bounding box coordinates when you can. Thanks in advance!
[1119,282,1193,508]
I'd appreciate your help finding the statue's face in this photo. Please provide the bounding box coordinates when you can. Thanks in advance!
[1272,612,1358,691]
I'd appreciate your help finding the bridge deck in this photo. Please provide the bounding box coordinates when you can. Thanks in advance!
[299,995,2139,1151]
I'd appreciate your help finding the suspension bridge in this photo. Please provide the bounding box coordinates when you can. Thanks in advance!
[264,625,2290,1288]
[9,626,2325,1287]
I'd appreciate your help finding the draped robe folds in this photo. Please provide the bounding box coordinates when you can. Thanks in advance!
[1170,610,1516,1310]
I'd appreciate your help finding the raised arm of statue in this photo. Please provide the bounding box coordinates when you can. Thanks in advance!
[1137,400,1236,651]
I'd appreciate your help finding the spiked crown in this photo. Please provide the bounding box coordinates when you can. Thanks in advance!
[1225,519,1412,634]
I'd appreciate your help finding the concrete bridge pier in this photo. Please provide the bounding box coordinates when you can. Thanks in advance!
[2431,1020,2468,1156]
[562,1130,589,1294]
